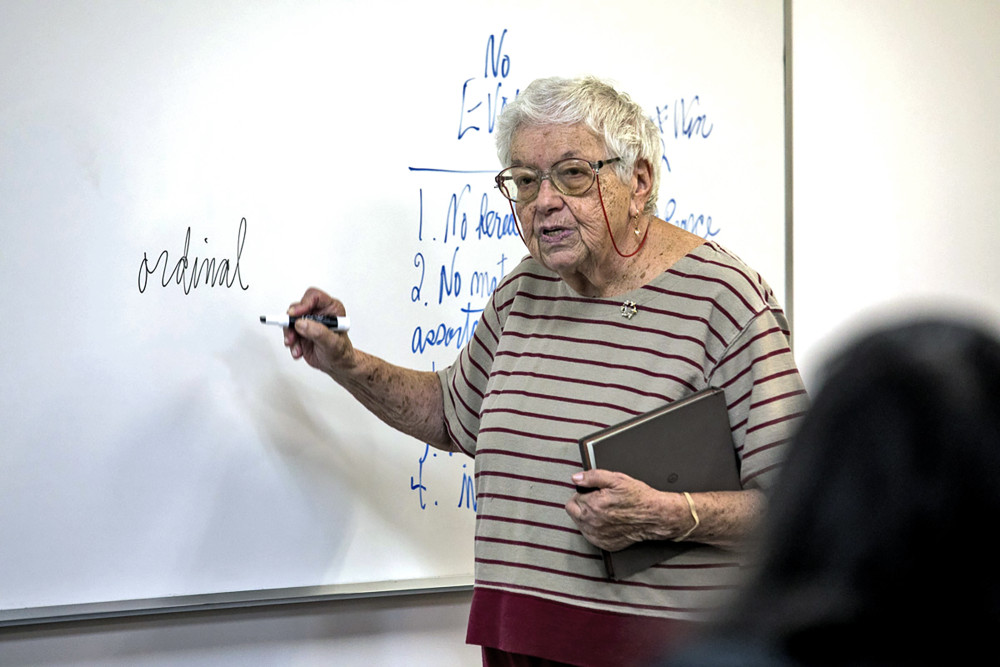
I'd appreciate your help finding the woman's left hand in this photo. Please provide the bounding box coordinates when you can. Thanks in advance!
[566,471,766,552]
[565,469,694,552]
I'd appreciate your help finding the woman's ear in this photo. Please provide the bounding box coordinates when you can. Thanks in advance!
[631,158,654,213]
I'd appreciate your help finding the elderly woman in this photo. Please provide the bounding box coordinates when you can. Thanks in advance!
[282,76,808,666]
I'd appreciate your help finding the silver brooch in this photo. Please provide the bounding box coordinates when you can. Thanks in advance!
[620,300,638,319]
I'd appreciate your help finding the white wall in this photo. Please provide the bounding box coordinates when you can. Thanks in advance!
[792,0,1000,382]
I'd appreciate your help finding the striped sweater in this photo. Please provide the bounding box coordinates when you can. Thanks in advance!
[438,241,808,663]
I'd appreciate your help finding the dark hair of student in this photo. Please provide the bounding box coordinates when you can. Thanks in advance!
[679,317,1000,665]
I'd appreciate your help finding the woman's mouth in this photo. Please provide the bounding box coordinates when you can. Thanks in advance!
[538,226,573,243]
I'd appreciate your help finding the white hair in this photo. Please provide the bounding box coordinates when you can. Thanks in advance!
[495,76,662,213]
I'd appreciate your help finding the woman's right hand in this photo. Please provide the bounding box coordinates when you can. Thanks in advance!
[284,287,355,375]
[281,287,452,450]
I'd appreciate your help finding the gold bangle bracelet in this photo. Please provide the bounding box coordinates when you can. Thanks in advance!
[673,491,700,542]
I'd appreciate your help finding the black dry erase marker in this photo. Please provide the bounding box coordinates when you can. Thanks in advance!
[259,314,351,332]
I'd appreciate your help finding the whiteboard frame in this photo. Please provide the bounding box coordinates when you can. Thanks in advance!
[0,576,473,628]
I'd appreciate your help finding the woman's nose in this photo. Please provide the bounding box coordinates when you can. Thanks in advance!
[533,175,564,210]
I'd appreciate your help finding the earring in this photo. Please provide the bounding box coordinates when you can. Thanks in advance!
[632,213,641,236]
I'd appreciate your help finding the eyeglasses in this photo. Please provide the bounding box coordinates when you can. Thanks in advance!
[494,157,622,204]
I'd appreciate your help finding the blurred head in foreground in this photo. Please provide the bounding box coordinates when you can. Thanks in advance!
[677,317,1000,665]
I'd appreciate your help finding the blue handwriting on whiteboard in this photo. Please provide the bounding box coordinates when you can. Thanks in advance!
[411,252,426,303]
[477,193,519,240]
[403,30,520,510]
[457,30,518,139]
[654,96,715,140]
[411,302,484,355]
[469,253,508,300]
[458,462,477,510]
[653,96,715,175]
[409,171,518,245]
[410,250,507,307]
[410,444,431,509]
[444,185,471,243]
[661,198,720,239]
[439,246,462,303]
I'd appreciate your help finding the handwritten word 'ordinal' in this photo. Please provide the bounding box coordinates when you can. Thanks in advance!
[138,217,249,294]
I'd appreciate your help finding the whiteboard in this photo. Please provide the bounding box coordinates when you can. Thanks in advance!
[0,0,785,622]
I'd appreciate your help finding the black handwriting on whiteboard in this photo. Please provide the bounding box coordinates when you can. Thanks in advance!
[137,217,250,294]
